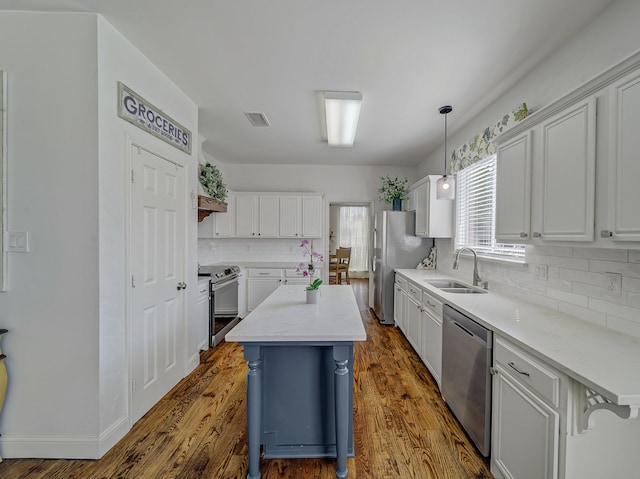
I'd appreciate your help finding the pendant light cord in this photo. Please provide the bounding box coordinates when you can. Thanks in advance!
[439,105,452,177]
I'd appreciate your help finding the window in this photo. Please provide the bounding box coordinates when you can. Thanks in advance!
[338,206,369,274]
[455,155,525,262]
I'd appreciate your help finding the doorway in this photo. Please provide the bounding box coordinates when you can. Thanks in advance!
[329,203,371,280]
[129,143,187,423]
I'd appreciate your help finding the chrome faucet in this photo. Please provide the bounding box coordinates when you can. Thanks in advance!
[453,247,482,286]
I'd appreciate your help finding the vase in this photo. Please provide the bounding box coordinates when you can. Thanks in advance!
[392,198,402,211]
[306,288,320,304]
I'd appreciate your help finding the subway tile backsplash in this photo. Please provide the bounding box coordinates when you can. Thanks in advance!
[198,238,326,266]
[436,240,640,340]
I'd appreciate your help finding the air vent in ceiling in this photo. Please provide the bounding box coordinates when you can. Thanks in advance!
[244,112,270,127]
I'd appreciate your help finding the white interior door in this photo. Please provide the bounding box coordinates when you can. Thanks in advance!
[130,144,186,423]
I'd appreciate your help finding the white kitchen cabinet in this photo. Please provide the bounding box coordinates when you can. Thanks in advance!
[405,283,422,356]
[247,268,282,311]
[197,195,235,238]
[494,97,596,244]
[236,195,279,238]
[279,195,323,238]
[214,194,235,237]
[405,189,416,211]
[393,275,407,334]
[196,278,210,348]
[535,98,596,242]
[495,132,532,242]
[420,289,442,387]
[606,68,640,242]
[284,268,322,285]
[491,336,561,479]
[413,175,452,238]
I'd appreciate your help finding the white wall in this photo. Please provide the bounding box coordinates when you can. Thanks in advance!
[96,17,199,455]
[419,0,640,339]
[0,12,199,459]
[419,0,640,179]
[0,12,101,452]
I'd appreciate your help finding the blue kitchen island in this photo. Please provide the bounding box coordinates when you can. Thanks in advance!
[226,285,367,479]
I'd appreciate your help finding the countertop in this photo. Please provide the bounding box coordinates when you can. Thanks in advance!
[395,269,640,407]
[225,285,367,343]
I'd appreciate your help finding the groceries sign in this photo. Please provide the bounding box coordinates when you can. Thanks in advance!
[117,82,192,154]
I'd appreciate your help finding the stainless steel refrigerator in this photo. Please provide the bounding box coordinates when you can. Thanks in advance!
[372,211,433,325]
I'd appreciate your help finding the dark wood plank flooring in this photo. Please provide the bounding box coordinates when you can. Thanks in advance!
[0,279,492,478]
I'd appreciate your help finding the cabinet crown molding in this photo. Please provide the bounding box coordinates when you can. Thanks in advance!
[495,48,640,145]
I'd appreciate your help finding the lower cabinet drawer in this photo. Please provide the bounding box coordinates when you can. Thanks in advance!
[407,282,421,302]
[248,268,282,278]
[494,336,560,407]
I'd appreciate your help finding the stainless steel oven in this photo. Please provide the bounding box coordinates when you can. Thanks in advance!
[199,265,241,347]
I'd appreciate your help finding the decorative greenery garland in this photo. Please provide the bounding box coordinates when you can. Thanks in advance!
[199,162,228,202]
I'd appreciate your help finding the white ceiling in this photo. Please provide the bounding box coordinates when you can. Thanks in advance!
[1,0,615,166]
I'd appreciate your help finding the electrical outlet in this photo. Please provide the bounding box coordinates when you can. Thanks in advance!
[532,264,548,280]
[8,231,29,252]
[605,272,622,295]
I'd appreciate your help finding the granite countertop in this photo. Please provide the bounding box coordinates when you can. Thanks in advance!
[226,285,366,343]
[395,268,640,407]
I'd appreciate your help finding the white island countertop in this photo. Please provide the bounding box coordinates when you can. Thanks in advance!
[226,285,367,343]
[395,268,640,407]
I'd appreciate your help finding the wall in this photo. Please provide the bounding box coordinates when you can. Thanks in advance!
[419,0,640,339]
[0,11,199,459]
[96,17,199,455]
[0,12,101,455]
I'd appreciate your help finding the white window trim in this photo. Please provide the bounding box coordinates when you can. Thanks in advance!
[454,155,525,264]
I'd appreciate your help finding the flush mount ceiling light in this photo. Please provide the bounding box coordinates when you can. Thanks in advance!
[436,105,455,200]
[323,91,362,147]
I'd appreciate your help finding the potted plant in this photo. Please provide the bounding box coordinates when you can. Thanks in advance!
[379,175,408,211]
[295,240,324,304]
[199,162,228,202]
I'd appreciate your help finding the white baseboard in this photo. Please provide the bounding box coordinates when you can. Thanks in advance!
[0,415,129,460]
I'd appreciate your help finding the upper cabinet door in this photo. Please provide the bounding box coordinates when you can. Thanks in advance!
[301,196,323,238]
[608,70,640,242]
[537,97,596,242]
[496,131,532,242]
[257,196,279,237]
[214,194,235,237]
[235,195,256,237]
[279,196,300,237]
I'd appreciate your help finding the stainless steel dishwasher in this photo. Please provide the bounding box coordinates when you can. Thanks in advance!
[441,304,493,457]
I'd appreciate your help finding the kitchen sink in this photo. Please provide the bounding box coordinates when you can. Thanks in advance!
[440,287,487,294]
[425,279,488,294]
[425,280,469,289]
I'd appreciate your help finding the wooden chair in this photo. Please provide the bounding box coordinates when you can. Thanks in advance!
[329,247,351,284]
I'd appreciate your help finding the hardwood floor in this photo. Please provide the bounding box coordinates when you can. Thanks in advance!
[0,279,492,478]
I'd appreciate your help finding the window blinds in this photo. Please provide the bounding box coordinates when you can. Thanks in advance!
[455,156,525,261]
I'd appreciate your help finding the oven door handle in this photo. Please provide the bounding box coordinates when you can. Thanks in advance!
[211,276,240,291]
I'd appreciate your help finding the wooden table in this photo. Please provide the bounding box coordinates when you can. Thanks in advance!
[226,285,366,479]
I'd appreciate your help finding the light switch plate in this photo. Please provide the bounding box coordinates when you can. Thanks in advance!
[8,231,29,252]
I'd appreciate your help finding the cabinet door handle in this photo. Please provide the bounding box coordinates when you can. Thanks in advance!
[425,300,435,308]
[520,232,528,238]
[533,232,541,238]
[601,230,613,238]
[508,361,530,377]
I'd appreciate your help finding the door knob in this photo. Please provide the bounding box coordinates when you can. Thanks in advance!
[177,282,187,291]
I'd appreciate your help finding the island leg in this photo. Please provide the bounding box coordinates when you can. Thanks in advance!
[333,345,350,479]
[244,345,263,479]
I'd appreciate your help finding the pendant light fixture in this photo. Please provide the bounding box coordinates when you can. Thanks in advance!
[436,105,455,200]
